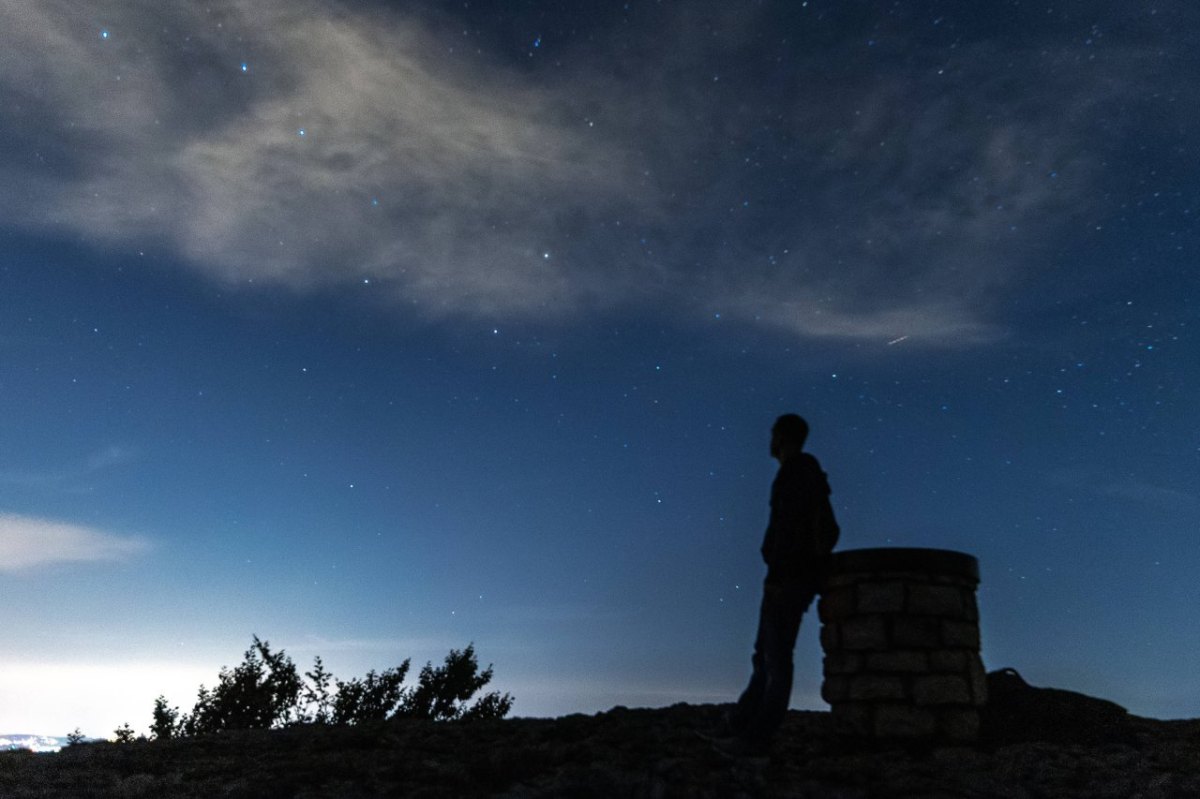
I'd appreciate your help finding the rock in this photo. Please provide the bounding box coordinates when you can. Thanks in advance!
[980,667,1136,746]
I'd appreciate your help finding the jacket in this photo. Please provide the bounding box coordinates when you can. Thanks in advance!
[760,452,839,585]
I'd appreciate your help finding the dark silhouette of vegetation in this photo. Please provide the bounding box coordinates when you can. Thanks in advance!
[301,656,335,724]
[401,645,513,721]
[152,636,512,739]
[150,696,181,740]
[332,662,410,724]
[65,728,85,747]
[179,636,302,735]
[112,723,137,744]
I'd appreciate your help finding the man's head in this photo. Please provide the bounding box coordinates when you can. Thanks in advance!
[770,414,809,463]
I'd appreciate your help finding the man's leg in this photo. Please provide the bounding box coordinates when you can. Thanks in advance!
[728,591,773,735]
[737,582,817,745]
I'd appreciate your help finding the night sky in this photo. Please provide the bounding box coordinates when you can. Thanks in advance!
[1,0,1197,737]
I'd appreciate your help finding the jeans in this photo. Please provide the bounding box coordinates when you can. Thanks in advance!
[730,580,819,744]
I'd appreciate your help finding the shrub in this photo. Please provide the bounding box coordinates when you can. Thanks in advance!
[397,644,513,721]
[181,636,302,735]
[301,656,335,724]
[333,662,410,724]
[157,636,513,736]
[150,696,181,740]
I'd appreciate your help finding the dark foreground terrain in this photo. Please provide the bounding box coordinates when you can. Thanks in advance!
[1,702,1198,798]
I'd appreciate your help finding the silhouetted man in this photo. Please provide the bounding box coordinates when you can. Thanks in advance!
[727,413,839,751]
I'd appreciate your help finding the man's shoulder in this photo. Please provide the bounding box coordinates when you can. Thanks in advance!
[776,453,830,495]
[781,452,822,476]
[797,452,822,469]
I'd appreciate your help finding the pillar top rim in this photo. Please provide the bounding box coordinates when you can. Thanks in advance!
[828,547,979,582]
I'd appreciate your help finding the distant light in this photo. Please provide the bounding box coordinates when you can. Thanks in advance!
[370,198,379,206]
[240,62,248,72]
[533,36,541,48]
[100,29,110,39]
[297,128,306,137]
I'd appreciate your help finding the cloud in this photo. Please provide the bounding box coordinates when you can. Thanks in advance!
[0,0,640,316]
[0,513,148,571]
[0,445,138,490]
[0,1,1186,345]
[1048,468,1200,515]
[287,634,455,655]
[1097,480,1200,513]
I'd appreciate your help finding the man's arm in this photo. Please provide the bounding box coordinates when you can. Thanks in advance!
[761,463,810,573]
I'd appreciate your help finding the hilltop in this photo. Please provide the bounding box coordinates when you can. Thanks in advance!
[2,699,1198,798]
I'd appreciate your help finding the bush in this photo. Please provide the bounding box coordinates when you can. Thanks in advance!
[180,636,302,735]
[301,657,335,725]
[157,636,513,737]
[333,663,410,724]
[398,644,513,721]
[150,696,181,740]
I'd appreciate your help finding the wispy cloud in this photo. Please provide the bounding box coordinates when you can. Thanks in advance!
[287,635,456,655]
[1048,468,1200,514]
[0,513,148,572]
[0,1,1185,345]
[0,446,137,490]
[1097,480,1200,513]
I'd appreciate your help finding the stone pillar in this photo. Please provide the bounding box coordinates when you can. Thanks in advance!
[818,547,985,743]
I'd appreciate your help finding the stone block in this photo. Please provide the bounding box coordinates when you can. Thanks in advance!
[819,622,840,651]
[928,650,969,673]
[856,581,906,614]
[962,593,979,622]
[840,615,888,651]
[818,587,857,623]
[849,675,908,701]
[831,702,872,735]
[823,652,863,675]
[941,620,981,649]
[906,584,965,617]
[821,676,850,704]
[890,616,941,649]
[823,573,858,589]
[873,704,937,738]
[912,675,972,705]
[967,656,987,705]
[871,570,930,584]
[930,574,977,589]
[865,650,929,673]
[937,708,981,742]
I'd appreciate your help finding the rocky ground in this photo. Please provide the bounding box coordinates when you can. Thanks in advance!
[1,701,1198,797]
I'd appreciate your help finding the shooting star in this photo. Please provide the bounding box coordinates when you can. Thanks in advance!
[887,335,910,346]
